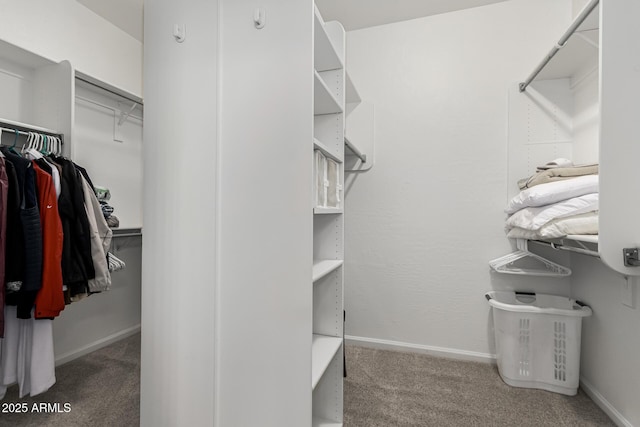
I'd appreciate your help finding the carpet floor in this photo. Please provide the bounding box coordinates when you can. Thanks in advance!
[1,333,140,427]
[344,345,614,427]
[0,336,614,426]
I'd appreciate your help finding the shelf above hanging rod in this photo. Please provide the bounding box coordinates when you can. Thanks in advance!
[519,0,599,92]
[75,72,143,106]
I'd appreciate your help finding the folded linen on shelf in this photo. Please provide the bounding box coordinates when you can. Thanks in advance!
[517,164,598,190]
[506,175,598,215]
[505,193,598,231]
[536,157,573,171]
[506,211,599,240]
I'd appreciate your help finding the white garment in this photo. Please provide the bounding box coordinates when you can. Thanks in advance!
[43,158,62,198]
[0,306,56,400]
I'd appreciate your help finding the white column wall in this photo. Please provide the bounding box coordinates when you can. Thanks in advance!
[343,0,572,356]
[141,0,218,425]
[216,0,313,424]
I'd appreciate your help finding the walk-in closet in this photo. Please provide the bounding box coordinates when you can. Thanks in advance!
[0,0,639,426]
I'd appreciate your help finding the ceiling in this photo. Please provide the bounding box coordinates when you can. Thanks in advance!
[76,0,144,42]
[315,0,509,31]
[75,0,510,42]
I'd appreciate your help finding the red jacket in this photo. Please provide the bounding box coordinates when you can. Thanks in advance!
[32,162,65,318]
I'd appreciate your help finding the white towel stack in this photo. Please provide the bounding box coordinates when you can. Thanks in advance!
[505,164,599,240]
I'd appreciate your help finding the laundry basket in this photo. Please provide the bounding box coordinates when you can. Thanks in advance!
[485,291,592,396]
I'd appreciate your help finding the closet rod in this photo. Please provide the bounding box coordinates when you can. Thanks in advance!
[75,76,143,106]
[519,0,599,92]
[530,239,599,258]
[111,228,143,239]
[344,136,366,163]
[111,232,142,238]
[0,119,63,139]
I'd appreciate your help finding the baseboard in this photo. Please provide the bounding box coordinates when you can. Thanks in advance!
[579,377,633,427]
[345,335,496,364]
[55,324,141,366]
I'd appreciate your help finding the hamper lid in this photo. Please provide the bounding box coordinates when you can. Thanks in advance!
[485,291,592,317]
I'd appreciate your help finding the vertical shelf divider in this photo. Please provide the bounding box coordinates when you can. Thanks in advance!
[312,4,345,426]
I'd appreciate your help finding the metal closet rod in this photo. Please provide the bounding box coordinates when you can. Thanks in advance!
[111,228,143,239]
[344,136,366,163]
[75,76,143,106]
[0,120,64,142]
[530,239,599,258]
[519,0,599,92]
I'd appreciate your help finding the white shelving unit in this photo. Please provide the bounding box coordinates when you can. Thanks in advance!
[314,138,342,163]
[313,260,344,282]
[313,5,345,425]
[314,71,343,115]
[0,40,73,154]
[512,0,640,275]
[312,334,343,389]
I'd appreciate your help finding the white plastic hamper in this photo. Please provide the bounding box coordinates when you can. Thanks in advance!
[485,291,592,396]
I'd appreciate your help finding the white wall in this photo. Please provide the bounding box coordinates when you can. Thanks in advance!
[0,0,142,97]
[343,0,572,357]
[53,238,142,364]
[74,82,144,229]
[571,256,640,426]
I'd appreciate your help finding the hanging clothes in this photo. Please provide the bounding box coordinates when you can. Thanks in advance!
[3,157,25,298]
[0,158,8,337]
[1,148,43,319]
[0,306,55,400]
[32,162,65,319]
[49,156,95,297]
[79,173,112,292]
[0,136,118,400]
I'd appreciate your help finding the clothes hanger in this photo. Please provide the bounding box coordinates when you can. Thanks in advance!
[489,239,571,277]
[52,136,58,156]
[20,132,30,154]
[24,132,44,160]
[9,129,20,155]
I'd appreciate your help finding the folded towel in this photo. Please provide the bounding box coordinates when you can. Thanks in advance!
[94,186,111,202]
[518,164,598,190]
[506,175,598,214]
[505,193,598,231]
[107,215,120,228]
[101,202,114,218]
[506,211,598,240]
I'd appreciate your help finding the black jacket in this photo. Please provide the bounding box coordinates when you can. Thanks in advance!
[50,156,95,296]
[1,148,43,319]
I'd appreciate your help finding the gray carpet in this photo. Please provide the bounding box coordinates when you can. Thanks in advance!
[0,333,140,427]
[344,345,614,427]
[0,336,614,426]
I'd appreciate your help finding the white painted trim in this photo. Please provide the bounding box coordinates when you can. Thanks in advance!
[55,325,141,366]
[345,335,496,364]
[579,377,633,427]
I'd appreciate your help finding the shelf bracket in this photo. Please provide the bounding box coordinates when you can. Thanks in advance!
[118,102,138,126]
